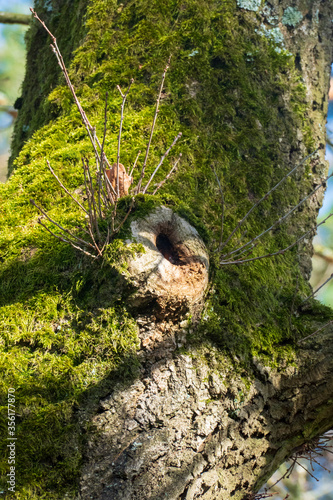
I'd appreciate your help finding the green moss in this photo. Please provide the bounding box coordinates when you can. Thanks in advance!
[103,238,145,273]
[1,0,330,496]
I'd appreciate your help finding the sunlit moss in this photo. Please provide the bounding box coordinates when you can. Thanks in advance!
[1,0,331,497]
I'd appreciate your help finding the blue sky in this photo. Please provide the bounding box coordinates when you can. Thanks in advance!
[0,0,30,11]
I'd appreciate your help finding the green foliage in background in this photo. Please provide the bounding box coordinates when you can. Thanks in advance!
[0,19,27,154]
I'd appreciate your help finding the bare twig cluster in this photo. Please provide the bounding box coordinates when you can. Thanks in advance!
[246,492,288,500]
[29,8,182,258]
[28,10,329,279]
[256,433,333,498]
[212,147,331,267]
[278,433,333,484]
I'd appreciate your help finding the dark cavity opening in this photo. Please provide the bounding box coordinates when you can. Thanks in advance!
[156,233,181,265]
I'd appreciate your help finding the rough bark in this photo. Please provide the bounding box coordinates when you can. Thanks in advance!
[77,2,333,496]
[4,0,333,499]
[80,328,333,499]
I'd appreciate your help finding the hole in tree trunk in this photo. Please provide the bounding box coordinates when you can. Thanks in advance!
[156,233,181,265]
[127,207,209,314]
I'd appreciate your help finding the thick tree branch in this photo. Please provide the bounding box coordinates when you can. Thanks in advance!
[0,12,30,25]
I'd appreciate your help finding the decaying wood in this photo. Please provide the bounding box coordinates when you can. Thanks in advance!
[105,163,133,198]
[125,206,209,316]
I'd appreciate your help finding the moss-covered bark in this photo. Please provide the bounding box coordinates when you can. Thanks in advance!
[1,0,333,498]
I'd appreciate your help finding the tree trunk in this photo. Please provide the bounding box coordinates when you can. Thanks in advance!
[3,0,333,499]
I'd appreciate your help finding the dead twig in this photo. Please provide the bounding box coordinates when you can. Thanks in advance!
[116,79,134,196]
[220,148,320,253]
[47,160,88,215]
[152,154,182,195]
[37,219,97,259]
[135,56,171,193]
[84,158,101,238]
[301,272,333,305]
[129,150,141,177]
[114,198,135,234]
[30,199,95,250]
[221,209,333,266]
[98,92,109,213]
[142,132,182,194]
[298,319,333,343]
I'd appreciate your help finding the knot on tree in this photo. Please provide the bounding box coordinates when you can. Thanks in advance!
[126,206,209,317]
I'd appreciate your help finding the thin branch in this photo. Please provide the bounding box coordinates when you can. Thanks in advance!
[300,321,333,344]
[142,132,182,194]
[30,8,112,175]
[30,8,55,39]
[267,464,294,491]
[100,169,113,208]
[129,150,141,177]
[223,242,258,262]
[114,198,135,234]
[152,154,182,195]
[210,164,225,250]
[83,158,101,238]
[220,148,320,252]
[221,210,333,266]
[101,160,116,204]
[98,92,109,213]
[228,229,248,253]
[136,56,171,192]
[100,93,108,162]
[37,219,97,259]
[100,226,110,254]
[46,160,88,215]
[82,158,96,232]
[293,459,319,481]
[87,225,103,258]
[224,170,333,260]
[301,273,333,305]
[116,79,134,197]
[30,199,95,249]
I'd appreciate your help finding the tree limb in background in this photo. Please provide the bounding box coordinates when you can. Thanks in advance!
[0,12,30,25]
